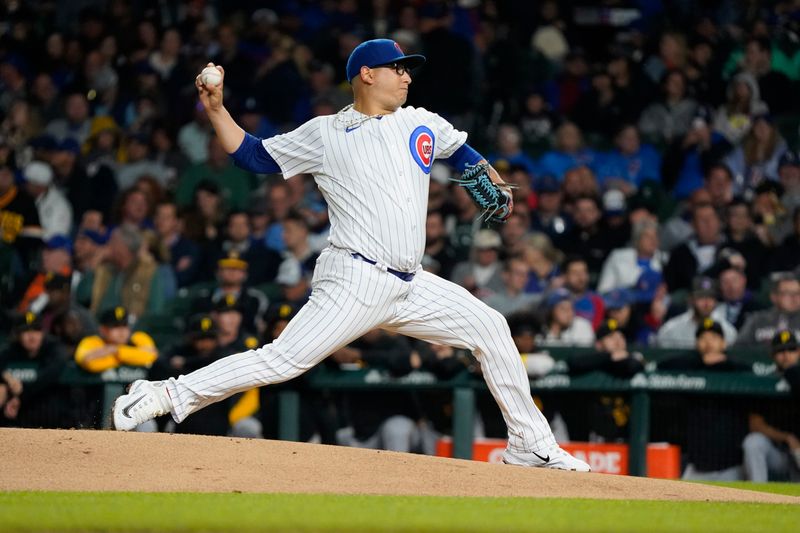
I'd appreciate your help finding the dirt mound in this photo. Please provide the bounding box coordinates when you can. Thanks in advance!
[1,429,797,503]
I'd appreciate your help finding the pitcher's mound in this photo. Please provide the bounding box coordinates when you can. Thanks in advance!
[1,428,797,503]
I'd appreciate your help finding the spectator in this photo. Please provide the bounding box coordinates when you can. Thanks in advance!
[192,253,268,336]
[204,210,282,286]
[151,313,227,435]
[638,69,698,146]
[482,257,540,317]
[643,32,688,86]
[153,201,199,289]
[663,106,733,199]
[664,203,725,292]
[52,137,117,223]
[44,91,91,146]
[751,180,792,247]
[568,318,644,378]
[562,256,604,330]
[177,101,212,165]
[113,187,152,230]
[538,122,597,181]
[717,262,762,330]
[723,114,788,193]
[422,210,457,280]
[518,91,559,150]
[182,180,225,245]
[506,311,554,378]
[499,211,530,258]
[738,37,794,116]
[723,199,769,286]
[89,224,169,320]
[72,228,108,307]
[74,306,157,373]
[0,312,71,428]
[0,160,42,268]
[597,219,664,294]
[538,288,594,347]
[115,133,171,190]
[263,181,296,253]
[713,72,768,146]
[704,164,735,210]
[210,294,260,355]
[281,211,319,278]
[16,234,73,313]
[572,68,627,138]
[521,232,563,296]
[29,273,97,338]
[487,124,538,176]
[450,230,504,296]
[659,319,750,481]
[778,151,800,213]
[176,135,255,212]
[737,273,800,346]
[530,175,570,243]
[770,207,800,274]
[594,124,661,193]
[742,330,800,482]
[656,276,737,349]
[556,195,615,276]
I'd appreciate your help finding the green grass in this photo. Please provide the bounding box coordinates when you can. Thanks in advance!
[0,492,798,533]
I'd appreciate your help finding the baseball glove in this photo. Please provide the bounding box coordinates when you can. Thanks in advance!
[451,162,514,225]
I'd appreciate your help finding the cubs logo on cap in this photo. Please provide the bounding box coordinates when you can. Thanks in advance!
[409,126,435,174]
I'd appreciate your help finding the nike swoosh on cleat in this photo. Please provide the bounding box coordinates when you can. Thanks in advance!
[121,394,146,418]
[532,451,550,463]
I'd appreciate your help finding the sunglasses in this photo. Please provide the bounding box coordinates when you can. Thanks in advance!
[372,62,412,76]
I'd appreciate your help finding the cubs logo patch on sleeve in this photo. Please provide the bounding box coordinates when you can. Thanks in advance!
[409,125,435,174]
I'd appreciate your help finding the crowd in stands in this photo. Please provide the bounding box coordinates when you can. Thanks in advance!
[1,1,799,482]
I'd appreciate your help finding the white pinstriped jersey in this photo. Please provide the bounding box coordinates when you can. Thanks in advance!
[262,106,467,272]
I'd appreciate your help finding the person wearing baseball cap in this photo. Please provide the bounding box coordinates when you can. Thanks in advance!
[0,311,71,426]
[212,294,259,353]
[152,314,221,380]
[656,276,738,349]
[15,234,74,313]
[566,317,645,379]
[659,317,749,481]
[742,329,800,482]
[23,160,73,242]
[345,39,425,84]
[120,26,591,471]
[74,306,157,373]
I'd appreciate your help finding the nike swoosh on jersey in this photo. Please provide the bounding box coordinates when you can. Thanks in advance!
[345,125,362,133]
[121,394,146,418]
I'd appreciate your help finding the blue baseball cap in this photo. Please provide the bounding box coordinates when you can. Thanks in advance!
[346,39,426,83]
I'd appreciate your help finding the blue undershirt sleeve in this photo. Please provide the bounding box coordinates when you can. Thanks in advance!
[229,132,281,174]
[443,143,484,173]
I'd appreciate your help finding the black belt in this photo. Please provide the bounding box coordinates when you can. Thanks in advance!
[351,253,415,282]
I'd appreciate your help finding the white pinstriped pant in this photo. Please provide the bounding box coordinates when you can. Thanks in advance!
[166,246,556,453]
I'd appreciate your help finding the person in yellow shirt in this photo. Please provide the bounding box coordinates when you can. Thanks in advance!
[74,306,157,373]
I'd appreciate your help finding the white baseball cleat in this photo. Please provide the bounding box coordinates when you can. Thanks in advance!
[112,380,173,431]
[502,446,591,472]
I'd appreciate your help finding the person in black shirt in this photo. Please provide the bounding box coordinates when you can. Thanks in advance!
[742,330,800,482]
[0,312,71,428]
[660,319,750,481]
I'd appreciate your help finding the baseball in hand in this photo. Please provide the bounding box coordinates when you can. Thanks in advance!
[200,66,222,86]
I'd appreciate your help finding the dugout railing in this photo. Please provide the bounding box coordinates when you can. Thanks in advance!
[4,347,790,477]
